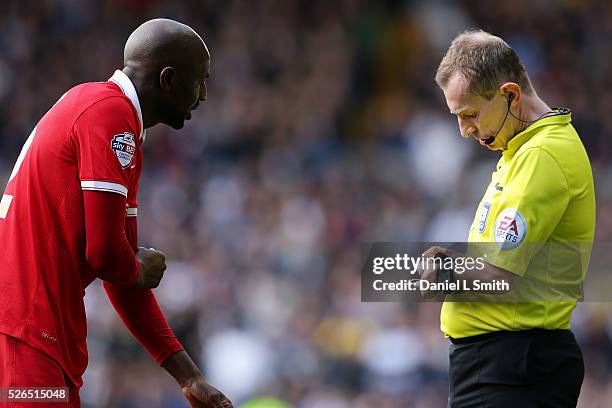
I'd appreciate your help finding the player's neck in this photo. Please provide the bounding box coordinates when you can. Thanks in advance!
[121,67,157,129]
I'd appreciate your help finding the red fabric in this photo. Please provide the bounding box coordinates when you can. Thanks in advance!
[0,333,80,407]
[104,283,185,364]
[0,78,182,389]
[83,191,139,286]
[99,204,184,365]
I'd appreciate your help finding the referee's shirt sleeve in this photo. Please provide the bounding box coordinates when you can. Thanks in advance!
[486,147,569,276]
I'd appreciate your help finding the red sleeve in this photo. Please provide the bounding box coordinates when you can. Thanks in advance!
[104,203,184,365]
[83,190,140,286]
[125,212,138,252]
[103,283,184,365]
[73,96,139,198]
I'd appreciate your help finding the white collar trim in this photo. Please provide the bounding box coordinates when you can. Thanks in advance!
[109,70,146,141]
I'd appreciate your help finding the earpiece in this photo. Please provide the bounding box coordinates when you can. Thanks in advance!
[506,93,515,103]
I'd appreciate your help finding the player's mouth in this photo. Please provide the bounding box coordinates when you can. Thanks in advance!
[186,103,199,120]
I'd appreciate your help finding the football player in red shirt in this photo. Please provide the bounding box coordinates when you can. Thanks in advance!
[0,18,232,408]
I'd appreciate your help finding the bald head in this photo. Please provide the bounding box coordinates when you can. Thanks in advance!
[124,18,209,72]
[122,19,211,130]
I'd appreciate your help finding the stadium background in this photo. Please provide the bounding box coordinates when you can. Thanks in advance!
[1,0,612,407]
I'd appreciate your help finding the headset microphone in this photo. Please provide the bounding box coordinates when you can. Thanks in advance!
[482,93,513,145]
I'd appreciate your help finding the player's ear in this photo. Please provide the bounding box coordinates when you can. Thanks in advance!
[159,67,176,90]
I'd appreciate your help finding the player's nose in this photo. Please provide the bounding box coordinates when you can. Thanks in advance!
[200,82,207,102]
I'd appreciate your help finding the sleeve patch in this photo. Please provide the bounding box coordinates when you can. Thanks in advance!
[494,208,527,249]
[478,202,492,233]
[111,132,136,168]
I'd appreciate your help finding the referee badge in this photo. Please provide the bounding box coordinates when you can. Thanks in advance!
[478,202,491,233]
[494,208,526,249]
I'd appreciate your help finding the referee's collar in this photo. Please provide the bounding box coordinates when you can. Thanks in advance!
[503,109,572,157]
[109,70,146,142]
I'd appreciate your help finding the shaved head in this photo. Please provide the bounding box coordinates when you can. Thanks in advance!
[124,18,209,71]
[122,18,211,130]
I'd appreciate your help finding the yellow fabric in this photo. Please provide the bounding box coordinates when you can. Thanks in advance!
[441,111,595,338]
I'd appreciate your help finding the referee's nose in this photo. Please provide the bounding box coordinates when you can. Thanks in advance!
[458,117,475,139]
[461,125,477,139]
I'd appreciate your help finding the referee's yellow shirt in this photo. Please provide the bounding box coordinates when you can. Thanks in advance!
[441,110,595,339]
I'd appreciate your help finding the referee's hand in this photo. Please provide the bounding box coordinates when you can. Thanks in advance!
[135,247,166,288]
[417,246,443,298]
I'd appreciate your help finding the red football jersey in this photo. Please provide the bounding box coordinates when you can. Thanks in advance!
[0,71,158,386]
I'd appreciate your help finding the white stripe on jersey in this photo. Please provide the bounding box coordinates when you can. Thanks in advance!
[9,127,37,183]
[81,180,128,197]
[0,194,13,219]
[126,207,137,217]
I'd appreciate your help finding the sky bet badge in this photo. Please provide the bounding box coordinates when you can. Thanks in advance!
[111,132,136,168]
[494,208,526,249]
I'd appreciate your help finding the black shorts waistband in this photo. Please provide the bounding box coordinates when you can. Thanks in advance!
[449,328,573,344]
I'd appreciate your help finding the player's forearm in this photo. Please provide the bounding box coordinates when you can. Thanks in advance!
[162,350,204,387]
[104,282,184,364]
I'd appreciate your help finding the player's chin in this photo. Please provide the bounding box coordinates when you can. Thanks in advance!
[166,118,186,130]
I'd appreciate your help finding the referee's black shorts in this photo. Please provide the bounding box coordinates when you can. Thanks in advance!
[448,329,584,408]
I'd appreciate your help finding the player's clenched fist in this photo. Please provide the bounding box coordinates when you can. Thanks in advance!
[182,378,233,408]
[135,247,166,288]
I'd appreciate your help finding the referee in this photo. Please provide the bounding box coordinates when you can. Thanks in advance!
[419,30,595,407]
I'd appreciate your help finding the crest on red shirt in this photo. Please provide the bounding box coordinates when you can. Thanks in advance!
[111,132,136,168]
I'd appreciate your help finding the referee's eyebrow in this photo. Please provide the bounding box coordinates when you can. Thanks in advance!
[450,108,468,116]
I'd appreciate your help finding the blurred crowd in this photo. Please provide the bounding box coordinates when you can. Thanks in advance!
[2,0,612,407]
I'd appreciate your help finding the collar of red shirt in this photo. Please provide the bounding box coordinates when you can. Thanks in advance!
[109,70,146,143]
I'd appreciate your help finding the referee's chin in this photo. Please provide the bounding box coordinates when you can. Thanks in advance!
[484,141,503,151]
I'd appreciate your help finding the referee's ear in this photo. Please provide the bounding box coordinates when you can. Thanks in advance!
[499,82,521,105]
